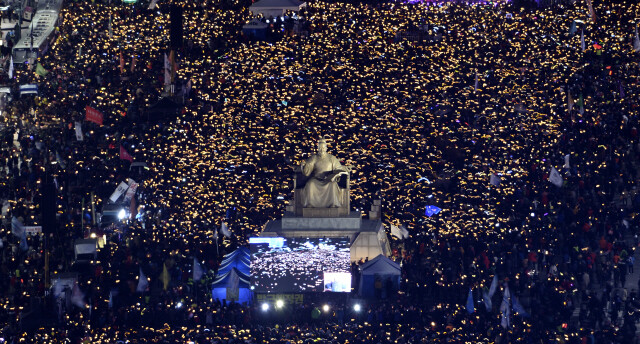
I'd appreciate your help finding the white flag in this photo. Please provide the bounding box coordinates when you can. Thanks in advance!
[390,224,403,239]
[227,269,240,300]
[489,173,501,186]
[581,29,586,52]
[193,257,204,281]
[2,200,9,218]
[482,289,492,311]
[634,24,640,53]
[148,0,159,10]
[136,267,149,292]
[109,181,130,203]
[474,71,479,92]
[11,216,25,237]
[8,56,13,79]
[399,225,409,239]
[548,167,563,187]
[74,121,83,141]
[220,222,231,238]
[500,284,511,328]
[563,154,570,169]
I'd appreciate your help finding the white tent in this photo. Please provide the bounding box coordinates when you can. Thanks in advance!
[74,238,97,261]
[358,255,401,298]
[249,0,306,18]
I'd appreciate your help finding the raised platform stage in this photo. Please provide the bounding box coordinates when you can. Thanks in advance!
[260,211,391,263]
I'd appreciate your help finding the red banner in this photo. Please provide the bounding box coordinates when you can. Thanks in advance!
[85,106,103,125]
[120,145,133,162]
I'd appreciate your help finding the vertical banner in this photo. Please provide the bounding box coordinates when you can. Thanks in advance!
[74,121,83,141]
[109,181,129,203]
[124,179,138,202]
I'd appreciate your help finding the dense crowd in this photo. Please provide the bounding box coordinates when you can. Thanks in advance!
[0,0,639,342]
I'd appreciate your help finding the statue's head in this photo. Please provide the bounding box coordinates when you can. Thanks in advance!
[318,138,328,155]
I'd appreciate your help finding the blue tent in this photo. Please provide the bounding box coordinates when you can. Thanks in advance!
[218,248,251,276]
[211,268,252,305]
[222,247,250,262]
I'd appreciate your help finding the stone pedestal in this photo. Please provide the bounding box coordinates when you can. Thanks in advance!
[282,211,361,230]
[261,211,391,262]
[302,207,349,218]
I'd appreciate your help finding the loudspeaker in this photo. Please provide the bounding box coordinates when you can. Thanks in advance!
[170,4,183,49]
[40,183,56,234]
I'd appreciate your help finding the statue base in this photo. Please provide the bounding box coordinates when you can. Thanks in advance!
[282,211,360,229]
[302,207,349,218]
[260,211,391,263]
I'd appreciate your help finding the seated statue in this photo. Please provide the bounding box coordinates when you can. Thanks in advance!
[299,138,351,208]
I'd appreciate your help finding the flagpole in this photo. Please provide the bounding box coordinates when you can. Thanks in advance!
[81,197,84,233]
[91,192,96,225]
[44,237,49,288]
[194,257,198,305]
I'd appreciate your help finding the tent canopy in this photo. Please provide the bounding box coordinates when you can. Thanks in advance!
[358,255,401,298]
[218,254,250,276]
[360,254,401,275]
[222,247,250,263]
[223,247,250,259]
[221,254,250,267]
[249,0,306,17]
[212,268,250,288]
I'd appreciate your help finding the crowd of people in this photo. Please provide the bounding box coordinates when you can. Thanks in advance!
[0,0,639,342]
